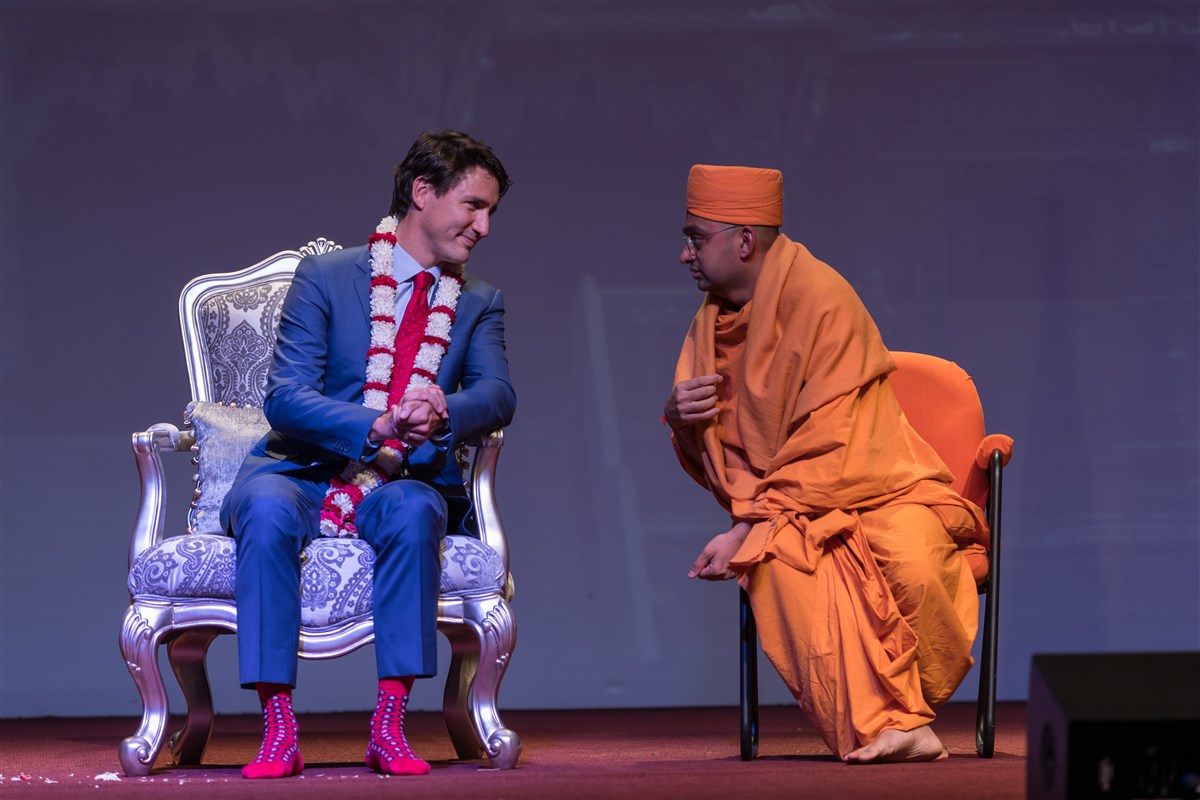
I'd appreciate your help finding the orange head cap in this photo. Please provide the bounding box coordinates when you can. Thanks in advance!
[686,164,783,226]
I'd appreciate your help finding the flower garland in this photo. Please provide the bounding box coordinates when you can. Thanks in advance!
[318,215,463,538]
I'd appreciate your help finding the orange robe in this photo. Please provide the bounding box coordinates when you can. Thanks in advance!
[672,235,989,758]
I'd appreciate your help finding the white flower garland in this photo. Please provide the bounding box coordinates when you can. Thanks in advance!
[318,215,463,538]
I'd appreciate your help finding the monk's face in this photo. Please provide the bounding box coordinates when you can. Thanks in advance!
[681,214,746,301]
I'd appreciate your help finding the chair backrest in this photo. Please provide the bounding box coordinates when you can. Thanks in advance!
[887,351,989,510]
[179,238,342,406]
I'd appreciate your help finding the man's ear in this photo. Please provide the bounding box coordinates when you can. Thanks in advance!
[411,176,432,212]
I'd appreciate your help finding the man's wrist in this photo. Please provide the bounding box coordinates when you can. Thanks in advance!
[361,437,382,460]
[368,412,393,444]
[428,422,453,451]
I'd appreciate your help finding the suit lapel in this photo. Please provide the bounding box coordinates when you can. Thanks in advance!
[353,247,372,319]
[436,276,479,390]
[449,275,479,336]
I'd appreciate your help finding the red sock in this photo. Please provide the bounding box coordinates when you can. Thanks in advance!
[365,677,430,776]
[255,683,291,706]
[242,685,303,780]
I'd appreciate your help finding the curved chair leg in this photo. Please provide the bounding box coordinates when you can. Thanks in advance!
[441,626,483,761]
[440,596,521,769]
[118,603,172,776]
[167,631,219,765]
[739,588,760,761]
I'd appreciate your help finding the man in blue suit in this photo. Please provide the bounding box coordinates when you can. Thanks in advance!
[221,130,515,779]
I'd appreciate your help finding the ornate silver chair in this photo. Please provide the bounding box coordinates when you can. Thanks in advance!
[119,239,520,776]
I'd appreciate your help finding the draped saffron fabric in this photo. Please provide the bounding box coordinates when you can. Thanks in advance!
[671,235,989,756]
[672,234,989,555]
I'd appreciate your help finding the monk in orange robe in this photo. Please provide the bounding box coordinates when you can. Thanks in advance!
[665,165,990,763]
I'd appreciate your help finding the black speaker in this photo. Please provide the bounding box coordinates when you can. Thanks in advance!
[1028,652,1200,799]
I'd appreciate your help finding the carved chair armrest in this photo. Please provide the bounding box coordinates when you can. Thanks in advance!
[129,423,196,569]
[468,429,510,581]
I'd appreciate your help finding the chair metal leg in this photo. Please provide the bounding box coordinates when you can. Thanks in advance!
[442,623,483,761]
[739,587,759,761]
[167,631,219,766]
[440,596,522,769]
[118,604,171,776]
[976,450,1004,758]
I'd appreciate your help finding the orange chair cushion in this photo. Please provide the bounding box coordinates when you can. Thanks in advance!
[887,352,988,510]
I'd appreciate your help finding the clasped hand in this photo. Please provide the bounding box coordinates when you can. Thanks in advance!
[663,373,722,430]
[370,386,448,449]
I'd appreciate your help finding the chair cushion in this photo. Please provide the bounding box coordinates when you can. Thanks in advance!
[133,400,508,628]
[187,401,272,536]
[887,353,989,508]
[127,533,237,599]
[128,533,505,629]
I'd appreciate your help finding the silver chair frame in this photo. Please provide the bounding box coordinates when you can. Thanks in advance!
[119,239,520,775]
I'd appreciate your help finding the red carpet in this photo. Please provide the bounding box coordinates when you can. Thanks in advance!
[0,703,1026,798]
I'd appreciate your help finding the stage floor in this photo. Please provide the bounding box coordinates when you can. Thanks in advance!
[0,702,1026,798]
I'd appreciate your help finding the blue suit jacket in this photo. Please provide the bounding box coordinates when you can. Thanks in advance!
[220,244,517,536]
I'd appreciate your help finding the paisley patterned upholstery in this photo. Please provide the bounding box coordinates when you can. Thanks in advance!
[199,281,290,407]
[128,534,237,599]
[186,401,272,536]
[130,400,508,629]
[128,533,505,629]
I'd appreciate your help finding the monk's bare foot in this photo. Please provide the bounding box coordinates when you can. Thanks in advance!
[843,727,949,764]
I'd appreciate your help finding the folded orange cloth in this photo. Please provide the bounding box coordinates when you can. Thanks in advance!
[686,164,784,226]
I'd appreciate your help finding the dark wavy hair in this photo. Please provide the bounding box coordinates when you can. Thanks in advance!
[388,130,511,219]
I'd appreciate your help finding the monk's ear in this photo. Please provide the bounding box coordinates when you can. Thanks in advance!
[738,226,756,260]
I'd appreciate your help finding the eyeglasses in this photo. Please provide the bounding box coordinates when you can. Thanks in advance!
[683,224,740,258]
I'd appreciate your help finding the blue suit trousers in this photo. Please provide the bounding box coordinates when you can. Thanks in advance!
[225,470,446,688]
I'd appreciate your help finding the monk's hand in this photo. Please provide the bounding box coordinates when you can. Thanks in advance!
[664,374,723,430]
[688,521,753,581]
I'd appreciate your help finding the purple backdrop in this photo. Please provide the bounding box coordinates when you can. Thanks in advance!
[1,0,1197,720]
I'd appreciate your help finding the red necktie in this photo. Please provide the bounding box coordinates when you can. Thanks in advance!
[387,270,434,408]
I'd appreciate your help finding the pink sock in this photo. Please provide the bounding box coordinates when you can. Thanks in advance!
[242,686,303,780]
[364,677,430,776]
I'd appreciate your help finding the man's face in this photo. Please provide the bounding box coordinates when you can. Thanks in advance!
[415,166,501,266]
[680,214,743,300]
